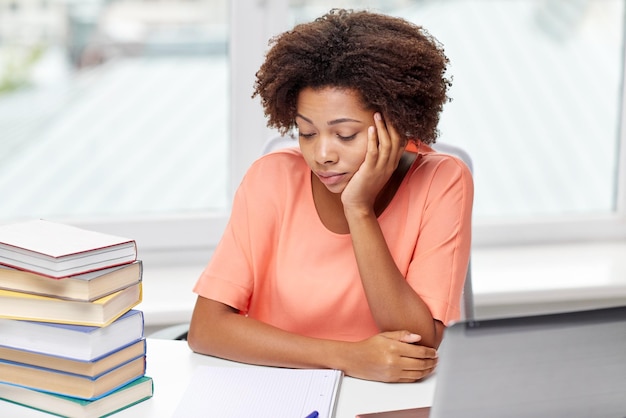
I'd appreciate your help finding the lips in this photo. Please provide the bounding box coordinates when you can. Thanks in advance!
[316,172,347,186]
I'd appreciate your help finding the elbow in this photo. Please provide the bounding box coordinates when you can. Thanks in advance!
[186,325,200,353]
[187,315,217,355]
[429,320,445,349]
[186,306,213,355]
[397,320,444,349]
[187,296,228,356]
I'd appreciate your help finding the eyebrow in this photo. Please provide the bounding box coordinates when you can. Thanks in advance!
[296,114,363,126]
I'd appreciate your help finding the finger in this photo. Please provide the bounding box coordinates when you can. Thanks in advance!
[377,116,404,168]
[374,113,403,169]
[397,366,437,383]
[398,332,421,344]
[413,346,438,359]
[374,113,392,160]
[400,343,438,360]
[400,357,438,376]
[367,125,378,165]
[400,351,438,369]
[393,357,437,383]
[380,330,419,342]
[385,121,405,164]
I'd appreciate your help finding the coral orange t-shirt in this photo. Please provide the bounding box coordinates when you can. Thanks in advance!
[193,146,473,342]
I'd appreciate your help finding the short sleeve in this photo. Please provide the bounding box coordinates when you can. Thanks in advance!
[193,157,281,312]
[406,154,473,325]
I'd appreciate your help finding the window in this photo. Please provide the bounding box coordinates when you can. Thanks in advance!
[1,0,625,263]
[0,0,230,260]
[285,0,626,244]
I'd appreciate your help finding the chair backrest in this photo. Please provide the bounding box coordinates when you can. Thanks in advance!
[261,134,298,154]
[262,136,475,321]
[431,142,474,321]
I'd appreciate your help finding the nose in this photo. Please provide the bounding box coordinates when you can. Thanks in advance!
[314,135,338,165]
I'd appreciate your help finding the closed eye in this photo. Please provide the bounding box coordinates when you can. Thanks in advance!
[337,133,357,141]
[298,132,316,139]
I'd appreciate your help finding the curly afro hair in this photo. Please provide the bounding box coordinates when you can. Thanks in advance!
[252,8,451,144]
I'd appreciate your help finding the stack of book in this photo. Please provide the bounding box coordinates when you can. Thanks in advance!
[0,219,153,417]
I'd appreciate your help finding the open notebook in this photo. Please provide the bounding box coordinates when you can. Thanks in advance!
[173,366,343,418]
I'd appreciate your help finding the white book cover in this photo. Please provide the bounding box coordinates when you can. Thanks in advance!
[0,309,144,361]
[0,219,137,278]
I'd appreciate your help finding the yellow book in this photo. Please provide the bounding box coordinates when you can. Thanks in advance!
[0,282,142,327]
[0,355,146,400]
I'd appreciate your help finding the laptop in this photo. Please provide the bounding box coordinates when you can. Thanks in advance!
[358,305,626,418]
[430,305,626,418]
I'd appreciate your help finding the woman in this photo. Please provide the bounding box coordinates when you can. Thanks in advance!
[188,8,473,383]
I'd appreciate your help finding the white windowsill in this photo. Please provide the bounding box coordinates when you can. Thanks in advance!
[471,240,626,319]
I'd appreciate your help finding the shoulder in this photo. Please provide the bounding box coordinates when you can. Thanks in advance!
[239,147,308,196]
[246,147,305,176]
[411,147,472,181]
[243,147,306,180]
[404,145,474,203]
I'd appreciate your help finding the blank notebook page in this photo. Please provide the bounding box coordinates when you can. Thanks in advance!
[173,366,343,418]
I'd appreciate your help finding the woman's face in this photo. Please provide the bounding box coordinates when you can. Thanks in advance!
[296,86,374,194]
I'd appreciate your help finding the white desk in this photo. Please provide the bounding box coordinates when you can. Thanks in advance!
[0,338,436,418]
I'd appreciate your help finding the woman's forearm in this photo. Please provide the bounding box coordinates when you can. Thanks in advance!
[345,208,442,347]
[187,297,439,382]
[187,296,349,369]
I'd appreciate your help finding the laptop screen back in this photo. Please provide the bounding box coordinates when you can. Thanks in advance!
[430,306,626,418]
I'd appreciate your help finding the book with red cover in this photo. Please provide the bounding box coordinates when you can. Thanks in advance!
[0,219,137,278]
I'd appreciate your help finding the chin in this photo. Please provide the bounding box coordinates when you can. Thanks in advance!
[324,183,345,195]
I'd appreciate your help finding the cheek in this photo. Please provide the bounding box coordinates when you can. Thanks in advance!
[354,152,367,167]
[299,141,316,166]
[348,139,368,165]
